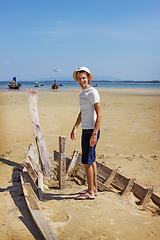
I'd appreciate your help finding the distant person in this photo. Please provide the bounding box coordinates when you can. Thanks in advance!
[70,67,102,200]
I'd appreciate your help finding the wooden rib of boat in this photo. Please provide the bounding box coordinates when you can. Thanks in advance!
[20,171,58,240]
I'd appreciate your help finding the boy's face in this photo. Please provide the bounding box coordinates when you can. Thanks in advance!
[77,72,90,89]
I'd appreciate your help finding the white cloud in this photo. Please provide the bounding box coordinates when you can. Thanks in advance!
[3,61,10,64]
[56,20,68,25]
[23,30,71,35]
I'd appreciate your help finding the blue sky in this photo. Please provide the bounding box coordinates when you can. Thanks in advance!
[0,0,160,81]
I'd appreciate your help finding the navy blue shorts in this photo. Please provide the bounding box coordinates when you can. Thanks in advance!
[81,129,100,165]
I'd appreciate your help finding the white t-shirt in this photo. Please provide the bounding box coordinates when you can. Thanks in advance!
[79,87,100,129]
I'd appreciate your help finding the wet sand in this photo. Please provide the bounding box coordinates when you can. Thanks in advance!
[0,88,160,240]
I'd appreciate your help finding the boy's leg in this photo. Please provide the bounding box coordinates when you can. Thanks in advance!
[83,164,94,197]
[80,129,100,197]
[92,162,98,194]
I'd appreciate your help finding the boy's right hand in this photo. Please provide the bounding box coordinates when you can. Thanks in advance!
[70,128,76,140]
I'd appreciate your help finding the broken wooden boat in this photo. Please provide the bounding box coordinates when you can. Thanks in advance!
[75,154,160,207]
[25,88,160,209]
[54,150,160,209]
[20,88,160,240]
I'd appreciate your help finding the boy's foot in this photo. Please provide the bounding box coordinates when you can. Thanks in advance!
[75,193,95,200]
[79,189,98,196]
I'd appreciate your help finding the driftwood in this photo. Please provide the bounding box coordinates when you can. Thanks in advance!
[26,89,52,177]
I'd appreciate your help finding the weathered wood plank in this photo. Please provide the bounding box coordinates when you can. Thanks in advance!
[28,143,40,167]
[23,157,44,201]
[23,161,38,182]
[54,150,59,163]
[121,178,135,195]
[97,173,107,184]
[76,168,116,193]
[97,180,117,193]
[76,153,82,164]
[140,188,154,205]
[96,162,112,179]
[111,172,129,191]
[20,173,58,240]
[67,150,80,176]
[59,136,66,189]
[23,183,39,210]
[151,193,160,207]
[22,170,39,198]
[54,150,70,169]
[26,89,52,177]
[38,171,44,201]
[103,168,118,187]
[76,169,87,181]
[131,182,147,200]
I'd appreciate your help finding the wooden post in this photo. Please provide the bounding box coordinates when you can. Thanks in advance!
[59,136,66,189]
[26,89,52,177]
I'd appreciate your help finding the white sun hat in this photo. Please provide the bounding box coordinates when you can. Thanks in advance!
[73,66,93,83]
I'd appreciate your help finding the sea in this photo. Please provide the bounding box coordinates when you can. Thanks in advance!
[1,80,160,93]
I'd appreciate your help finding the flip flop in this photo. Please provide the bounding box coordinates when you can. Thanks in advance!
[79,189,99,196]
[75,193,95,200]
[78,189,88,194]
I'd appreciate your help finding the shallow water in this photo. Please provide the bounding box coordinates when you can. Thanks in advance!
[1,81,160,92]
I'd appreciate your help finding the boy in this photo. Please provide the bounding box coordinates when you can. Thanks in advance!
[71,67,102,200]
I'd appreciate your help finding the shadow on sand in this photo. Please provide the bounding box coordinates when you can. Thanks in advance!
[0,157,44,240]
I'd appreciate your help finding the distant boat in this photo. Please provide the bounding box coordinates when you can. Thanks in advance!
[35,82,43,87]
[51,80,59,89]
[7,77,22,89]
[59,83,63,86]
[93,84,97,87]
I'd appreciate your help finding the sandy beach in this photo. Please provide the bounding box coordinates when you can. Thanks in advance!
[0,88,160,240]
